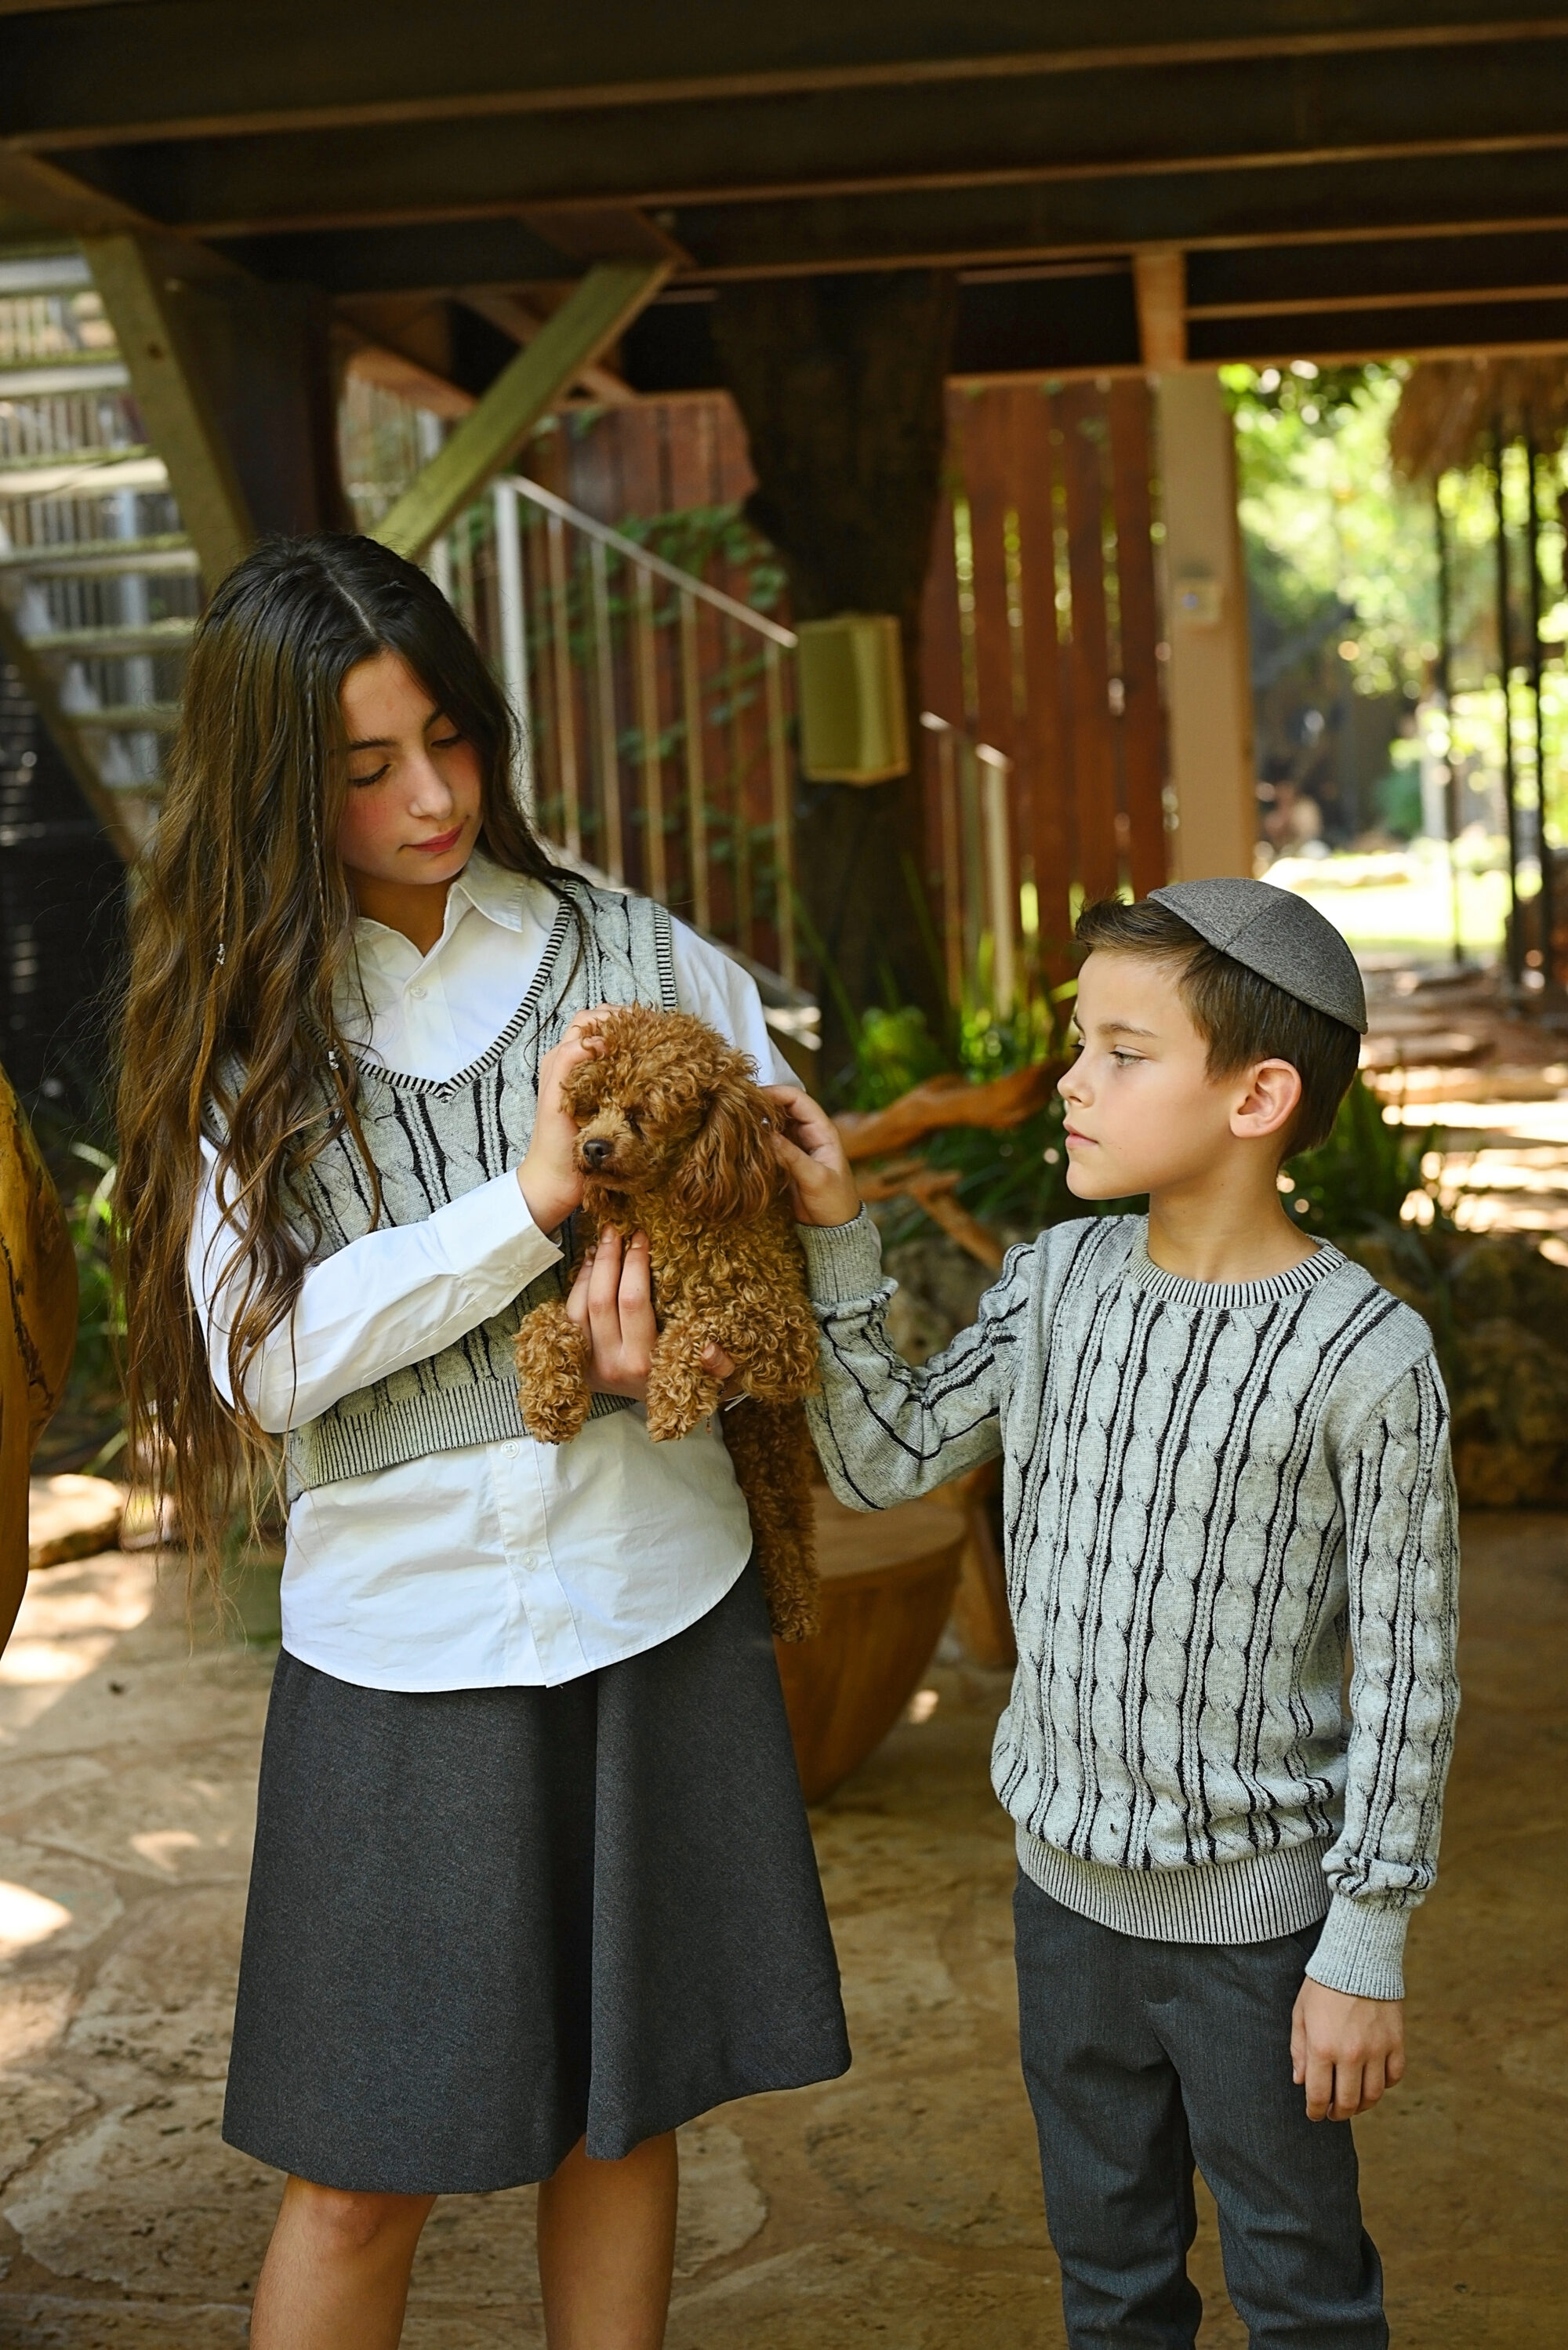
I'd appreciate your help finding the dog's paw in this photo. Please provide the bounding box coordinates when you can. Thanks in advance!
[521,1389,593,1446]
[643,1389,715,1444]
[514,1305,593,1445]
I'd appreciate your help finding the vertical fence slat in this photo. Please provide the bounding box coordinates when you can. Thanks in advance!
[1108,380,1168,899]
[493,481,534,814]
[633,563,666,904]
[678,590,710,932]
[920,485,968,982]
[1013,387,1074,977]
[932,723,964,1006]
[588,535,624,880]
[544,510,580,857]
[728,617,755,959]
[958,390,1020,991]
[980,747,1016,1010]
[1059,383,1120,904]
[764,641,795,986]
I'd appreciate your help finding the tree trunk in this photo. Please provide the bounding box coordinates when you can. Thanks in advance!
[713,274,956,1091]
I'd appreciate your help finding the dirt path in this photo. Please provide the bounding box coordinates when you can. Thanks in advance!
[0,1517,1561,2345]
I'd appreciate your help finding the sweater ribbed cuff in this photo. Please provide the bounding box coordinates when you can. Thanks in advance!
[1303,1892,1411,2002]
[799,1210,886,1306]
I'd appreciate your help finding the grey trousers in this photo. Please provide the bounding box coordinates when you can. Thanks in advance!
[1014,1873,1387,2350]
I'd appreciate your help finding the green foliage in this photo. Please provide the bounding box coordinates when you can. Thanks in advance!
[1279,1075,1443,1244]
[851,1004,949,1109]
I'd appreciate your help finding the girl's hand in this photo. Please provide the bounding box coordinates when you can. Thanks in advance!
[763,1084,862,1227]
[517,1007,610,1233]
[568,1229,735,1399]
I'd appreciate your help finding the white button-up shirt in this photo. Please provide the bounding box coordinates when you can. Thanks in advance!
[188,855,793,1693]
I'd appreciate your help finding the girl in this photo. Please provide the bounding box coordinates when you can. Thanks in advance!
[117,535,849,2350]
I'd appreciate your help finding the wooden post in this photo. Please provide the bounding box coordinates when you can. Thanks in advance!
[1433,481,1465,966]
[374,262,670,561]
[1154,370,1257,882]
[1493,426,1523,985]
[1525,427,1555,986]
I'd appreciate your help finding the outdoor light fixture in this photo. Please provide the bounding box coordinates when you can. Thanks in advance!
[795,612,909,783]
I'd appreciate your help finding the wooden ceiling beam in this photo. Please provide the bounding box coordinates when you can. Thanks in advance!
[1188,298,1568,365]
[41,41,1568,239]
[662,152,1568,280]
[5,9,1566,151]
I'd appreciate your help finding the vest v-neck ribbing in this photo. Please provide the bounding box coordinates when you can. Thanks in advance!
[357,894,575,1100]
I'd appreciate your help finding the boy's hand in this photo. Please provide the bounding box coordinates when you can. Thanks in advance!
[764,1085,862,1227]
[517,1007,610,1233]
[1291,1978,1406,2120]
[567,1228,735,1400]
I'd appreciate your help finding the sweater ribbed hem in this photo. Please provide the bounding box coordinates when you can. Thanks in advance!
[288,1378,631,1494]
[799,1211,885,1305]
[1303,1890,1411,2002]
[1017,1826,1331,1948]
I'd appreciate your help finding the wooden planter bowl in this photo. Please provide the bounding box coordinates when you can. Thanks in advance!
[775,1488,966,1804]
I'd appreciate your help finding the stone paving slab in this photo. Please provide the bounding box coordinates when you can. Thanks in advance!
[0,1527,1559,2345]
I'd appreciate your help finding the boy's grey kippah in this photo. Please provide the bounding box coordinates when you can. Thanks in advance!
[1147,877,1367,1033]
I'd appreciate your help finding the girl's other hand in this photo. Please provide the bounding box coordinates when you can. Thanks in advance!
[568,1229,735,1399]
[762,1085,862,1227]
[517,1007,610,1233]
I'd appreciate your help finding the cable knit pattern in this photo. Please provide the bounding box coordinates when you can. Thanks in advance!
[801,1211,1461,1999]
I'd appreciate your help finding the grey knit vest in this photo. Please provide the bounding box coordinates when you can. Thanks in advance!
[282,878,677,1496]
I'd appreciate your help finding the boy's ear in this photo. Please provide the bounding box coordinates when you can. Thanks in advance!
[673,1077,779,1222]
[1231,1056,1303,1143]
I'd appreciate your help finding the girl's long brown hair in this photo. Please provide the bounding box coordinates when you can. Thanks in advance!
[117,534,566,1580]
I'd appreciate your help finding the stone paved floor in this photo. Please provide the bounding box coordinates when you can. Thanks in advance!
[0,1515,1562,2347]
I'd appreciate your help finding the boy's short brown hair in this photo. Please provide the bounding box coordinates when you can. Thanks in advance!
[1073,895,1361,1154]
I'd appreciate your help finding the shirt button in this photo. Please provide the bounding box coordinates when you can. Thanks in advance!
[408,982,427,1001]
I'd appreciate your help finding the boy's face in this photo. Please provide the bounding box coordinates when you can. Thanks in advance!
[1059,950,1294,1200]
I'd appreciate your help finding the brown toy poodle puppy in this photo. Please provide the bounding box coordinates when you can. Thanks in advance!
[514,1003,822,1641]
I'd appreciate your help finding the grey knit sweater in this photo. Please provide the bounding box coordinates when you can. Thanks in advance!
[802,1211,1461,2001]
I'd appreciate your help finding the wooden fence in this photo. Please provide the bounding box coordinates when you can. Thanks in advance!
[923,380,1170,985]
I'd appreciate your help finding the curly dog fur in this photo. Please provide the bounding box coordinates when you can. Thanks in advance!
[513,1003,822,1641]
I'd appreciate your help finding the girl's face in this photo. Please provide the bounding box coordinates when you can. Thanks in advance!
[336,651,483,915]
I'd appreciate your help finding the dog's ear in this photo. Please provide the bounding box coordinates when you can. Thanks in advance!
[673,1072,780,1223]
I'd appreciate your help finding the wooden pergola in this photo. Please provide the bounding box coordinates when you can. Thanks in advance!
[5,5,1568,1029]
[4,5,1568,543]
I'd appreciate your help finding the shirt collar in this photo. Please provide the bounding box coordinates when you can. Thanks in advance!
[350,850,540,969]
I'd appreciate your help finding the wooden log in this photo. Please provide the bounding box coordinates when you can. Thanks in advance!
[1,1065,78,1653]
[836,1059,1058,1163]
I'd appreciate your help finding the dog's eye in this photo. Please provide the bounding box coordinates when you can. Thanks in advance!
[623,1107,644,1136]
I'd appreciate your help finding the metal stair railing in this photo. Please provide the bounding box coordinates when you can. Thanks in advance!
[473,474,802,996]
[423,470,1025,1027]
[0,250,199,859]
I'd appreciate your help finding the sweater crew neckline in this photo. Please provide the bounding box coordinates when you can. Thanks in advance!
[1126,1222,1342,1309]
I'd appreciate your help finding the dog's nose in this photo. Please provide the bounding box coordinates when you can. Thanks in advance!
[580,1136,615,1168]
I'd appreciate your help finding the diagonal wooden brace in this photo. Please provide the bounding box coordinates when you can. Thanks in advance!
[373,260,670,561]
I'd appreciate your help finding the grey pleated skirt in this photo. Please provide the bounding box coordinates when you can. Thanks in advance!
[222,1561,850,2195]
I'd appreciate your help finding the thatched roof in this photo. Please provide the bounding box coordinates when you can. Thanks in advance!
[1389,358,1568,483]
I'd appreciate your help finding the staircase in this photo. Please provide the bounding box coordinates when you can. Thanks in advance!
[0,250,198,860]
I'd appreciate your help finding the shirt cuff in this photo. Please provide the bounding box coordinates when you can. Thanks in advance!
[430,1169,564,1290]
[798,1210,885,1305]
[1305,1892,1411,2002]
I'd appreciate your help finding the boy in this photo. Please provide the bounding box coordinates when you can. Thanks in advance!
[770,879,1460,2348]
